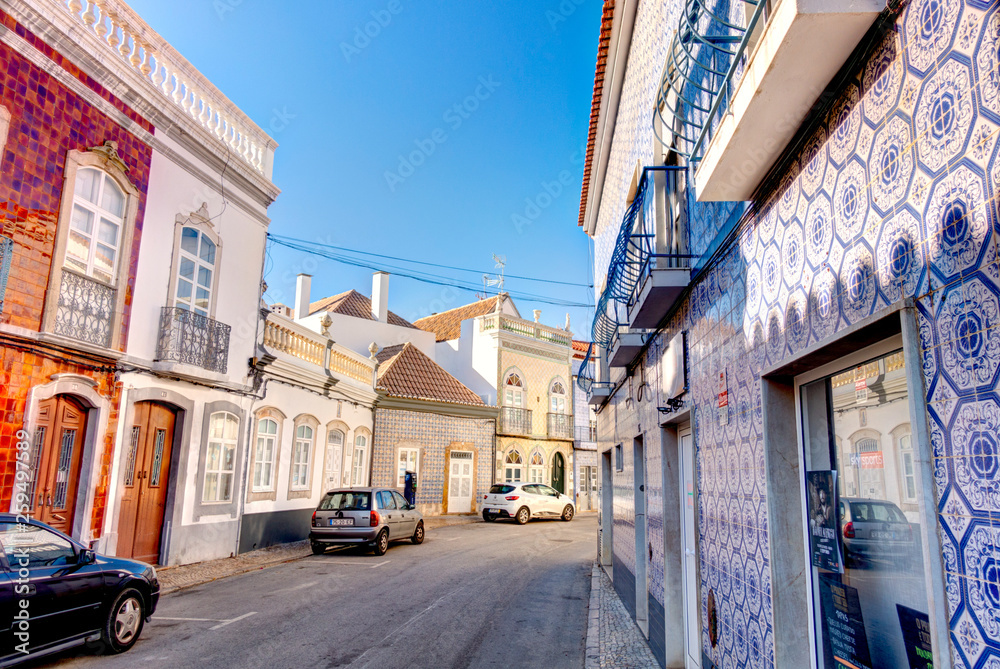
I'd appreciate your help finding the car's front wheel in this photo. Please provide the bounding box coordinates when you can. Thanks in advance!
[411,521,425,545]
[102,587,145,654]
[561,505,575,522]
[372,529,390,556]
[515,506,530,525]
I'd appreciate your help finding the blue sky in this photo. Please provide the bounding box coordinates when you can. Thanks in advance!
[128,0,601,336]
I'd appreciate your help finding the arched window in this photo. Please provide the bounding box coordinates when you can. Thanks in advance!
[529,451,545,484]
[352,433,369,486]
[325,428,345,491]
[204,411,239,502]
[898,433,916,503]
[504,373,525,408]
[252,417,278,492]
[549,379,567,414]
[291,424,314,491]
[66,167,125,284]
[174,227,217,316]
[504,450,524,483]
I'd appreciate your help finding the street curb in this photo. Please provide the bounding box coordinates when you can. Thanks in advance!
[159,550,311,595]
[585,562,601,669]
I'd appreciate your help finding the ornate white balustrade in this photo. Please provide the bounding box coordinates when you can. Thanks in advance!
[479,313,572,347]
[262,316,374,385]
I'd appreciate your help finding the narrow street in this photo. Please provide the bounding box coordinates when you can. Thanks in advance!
[34,516,597,669]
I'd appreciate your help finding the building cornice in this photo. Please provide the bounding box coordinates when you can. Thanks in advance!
[375,392,499,420]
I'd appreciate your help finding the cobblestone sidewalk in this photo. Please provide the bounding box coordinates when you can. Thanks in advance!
[156,513,481,594]
[585,563,660,669]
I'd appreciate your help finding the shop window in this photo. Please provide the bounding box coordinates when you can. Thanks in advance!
[800,348,931,669]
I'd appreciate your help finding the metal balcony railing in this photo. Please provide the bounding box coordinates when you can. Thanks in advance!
[498,407,532,436]
[575,423,598,443]
[53,271,115,347]
[547,413,573,440]
[156,306,231,374]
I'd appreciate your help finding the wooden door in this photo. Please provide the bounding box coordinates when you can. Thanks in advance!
[551,452,566,493]
[117,402,175,563]
[29,395,88,534]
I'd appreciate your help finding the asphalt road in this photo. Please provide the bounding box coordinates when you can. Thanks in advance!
[33,514,598,669]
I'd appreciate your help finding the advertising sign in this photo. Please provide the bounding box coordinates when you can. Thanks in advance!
[849,451,884,469]
[897,605,933,669]
[820,576,873,669]
[807,470,844,573]
[717,370,728,426]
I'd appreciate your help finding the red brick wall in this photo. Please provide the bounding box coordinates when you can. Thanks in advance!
[0,10,154,540]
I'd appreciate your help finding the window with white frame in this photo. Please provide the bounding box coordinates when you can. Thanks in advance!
[325,429,344,491]
[397,447,419,487]
[352,434,368,486]
[66,167,125,284]
[252,417,278,492]
[504,373,525,407]
[291,424,314,490]
[899,433,917,503]
[504,450,524,483]
[203,412,238,502]
[529,451,544,483]
[174,227,217,316]
[549,380,567,414]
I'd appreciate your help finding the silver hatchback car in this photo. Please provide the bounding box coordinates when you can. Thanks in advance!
[309,487,424,556]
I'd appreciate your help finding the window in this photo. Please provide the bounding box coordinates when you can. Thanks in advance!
[504,372,525,407]
[529,451,545,483]
[252,418,278,492]
[504,450,524,483]
[397,447,419,487]
[65,167,125,284]
[615,444,624,471]
[391,490,410,509]
[203,412,238,502]
[352,434,368,486]
[325,429,345,491]
[0,236,12,315]
[291,424,314,490]
[0,523,76,568]
[549,379,567,414]
[378,490,396,510]
[899,434,917,503]
[319,491,370,511]
[174,227,217,316]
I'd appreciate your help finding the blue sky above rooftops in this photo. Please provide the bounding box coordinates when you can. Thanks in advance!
[128,0,601,337]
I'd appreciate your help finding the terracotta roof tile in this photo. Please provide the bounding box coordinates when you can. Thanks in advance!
[579,0,616,227]
[309,290,417,329]
[375,343,485,406]
[412,296,500,342]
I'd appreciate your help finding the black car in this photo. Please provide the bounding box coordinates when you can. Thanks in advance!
[0,514,159,666]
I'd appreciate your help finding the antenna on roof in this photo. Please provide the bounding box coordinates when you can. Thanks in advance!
[483,254,505,295]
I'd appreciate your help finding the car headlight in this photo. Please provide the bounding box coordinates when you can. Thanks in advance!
[148,565,157,582]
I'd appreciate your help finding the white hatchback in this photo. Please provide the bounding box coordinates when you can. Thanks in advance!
[481,483,575,524]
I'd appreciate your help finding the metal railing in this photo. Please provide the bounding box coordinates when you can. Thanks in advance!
[575,423,598,443]
[156,306,231,374]
[547,413,573,440]
[498,407,532,436]
[54,271,115,347]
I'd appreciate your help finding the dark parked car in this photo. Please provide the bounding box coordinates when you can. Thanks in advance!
[309,488,424,556]
[0,514,159,666]
[839,497,919,567]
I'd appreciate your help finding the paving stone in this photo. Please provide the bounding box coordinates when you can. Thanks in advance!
[585,562,660,669]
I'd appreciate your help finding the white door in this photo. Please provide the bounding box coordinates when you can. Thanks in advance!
[679,429,700,668]
[324,430,344,493]
[448,452,474,513]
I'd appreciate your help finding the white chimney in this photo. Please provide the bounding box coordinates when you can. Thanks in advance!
[372,272,389,323]
[295,274,312,320]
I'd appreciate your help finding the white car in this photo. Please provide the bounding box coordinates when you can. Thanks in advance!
[481,483,575,524]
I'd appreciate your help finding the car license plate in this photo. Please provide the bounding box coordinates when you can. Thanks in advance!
[872,531,895,540]
[329,519,353,526]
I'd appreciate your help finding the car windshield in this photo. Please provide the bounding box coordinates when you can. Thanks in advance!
[319,491,371,511]
[489,484,514,494]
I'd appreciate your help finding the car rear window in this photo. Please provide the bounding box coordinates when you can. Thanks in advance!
[318,491,371,511]
[850,502,906,523]
[489,484,514,494]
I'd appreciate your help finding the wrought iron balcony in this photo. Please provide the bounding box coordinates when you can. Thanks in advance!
[547,413,573,440]
[498,407,532,436]
[156,306,231,374]
[54,271,115,348]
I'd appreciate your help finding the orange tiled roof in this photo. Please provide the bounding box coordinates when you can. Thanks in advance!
[309,290,418,329]
[572,339,590,360]
[412,296,500,342]
[375,343,485,406]
[579,0,616,226]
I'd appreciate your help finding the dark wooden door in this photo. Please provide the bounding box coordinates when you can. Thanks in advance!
[30,395,87,534]
[552,452,566,494]
[117,402,175,563]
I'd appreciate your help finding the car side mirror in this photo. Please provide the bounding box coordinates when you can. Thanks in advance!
[78,548,96,565]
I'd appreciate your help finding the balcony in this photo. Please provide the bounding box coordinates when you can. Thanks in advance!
[156,307,231,374]
[262,314,375,385]
[499,407,532,436]
[547,413,573,441]
[609,327,647,368]
[679,0,883,201]
[53,271,115,348]
[575,422,598,443]
[479,313,572,347]
[577,342,613,408]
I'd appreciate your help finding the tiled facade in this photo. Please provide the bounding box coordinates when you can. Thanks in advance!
[371,408,494,515]
[587,0,1000,667]
[0,9,152,541]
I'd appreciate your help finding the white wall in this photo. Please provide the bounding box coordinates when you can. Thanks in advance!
[296,311,437,360]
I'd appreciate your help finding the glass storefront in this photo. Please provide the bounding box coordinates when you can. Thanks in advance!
[800,348,933,669]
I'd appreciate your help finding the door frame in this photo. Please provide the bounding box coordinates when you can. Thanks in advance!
[442,442,477,514]
[106,385,194,564]
[17,375,112,544]
[601,448,613,570]
[552,451,566,493]
[633,433,649,637]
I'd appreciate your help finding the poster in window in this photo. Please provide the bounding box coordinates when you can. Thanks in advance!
[808,470,844,573]
[896,604,933,669]
[819,575,873,669]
